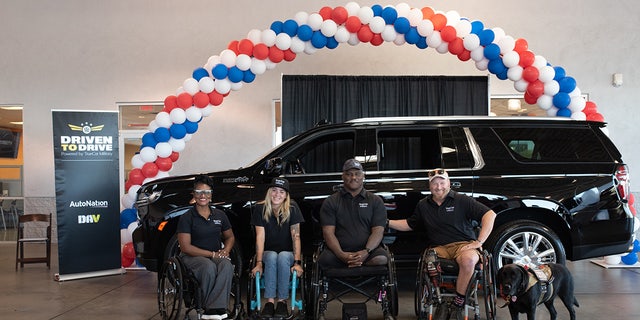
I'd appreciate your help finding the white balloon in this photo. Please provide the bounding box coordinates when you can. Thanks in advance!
[201,105,214,117]
[408,8,424,26]
[455,20,472,38]
[169,108,186,124]
[214,78,231,94]
[568,96,587,112]
[381,25,398,42]
[175,86,185,95]
[139,146,158,163]
[235,54,252,71]
[492,27,505,43]
[604,255,621,265]
[207,55,221,66]
[393,34,406,46]
[320,20,338,37]
[345,2,361,16]
[127,221,139,236]
[507,65,524,82]
[127,185,141,201]
[445,11,461,26]
[230,81,243,91]
[436,42,449,54]
[569,87,583,98]
[169,137,186,153]
[513,79,529,93]
[537,94,553,110]
[265,59,277,69]
[261,29,277,46]
[570,111,587,120]
[498,35,515,54]
[121,193,134,209]
[357,6,374,24]
[155,142,172,158]
[546,106,559,116]
[475,59,489,71]
[275,33,292,50]
[543,80,560,96]
[183,133,192,142]
[290,37,306,52]
[219,49,237,68]
[306,13,323,30]
[304,41,319,54]
[470,46,485,62]
[533,55,548,69]
[334,26,351,43]
[426,31,442,48]
[293,11,309,25]
[634,216,640,232]
[369,16,386,33]
[155,112,172,128]
[246,29,262,44]
[183,78,199,95]
[395,3,411,17]
[348,33,360,46]
[417,19,435,37]
[155,170,170,179]
[538,66,556,83]
[121,228,132,244]
[250,58,267,75]
[185,106,203,122]
[463,34,480,51]
[198,77,215,93]
[147,120,158,133]
[502,51,520,68]
[131,154,144,169]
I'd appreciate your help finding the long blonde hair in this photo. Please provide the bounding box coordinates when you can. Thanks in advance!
[262,187,291,226]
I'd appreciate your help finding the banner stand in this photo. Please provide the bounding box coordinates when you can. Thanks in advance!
[54,268,126,282]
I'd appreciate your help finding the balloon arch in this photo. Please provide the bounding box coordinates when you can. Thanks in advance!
[117,2,619,267]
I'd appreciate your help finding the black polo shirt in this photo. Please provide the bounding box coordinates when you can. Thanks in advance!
[176,206,231,252]
[251,202,305,252]
[320,187,387,252]
[406,190,490,246]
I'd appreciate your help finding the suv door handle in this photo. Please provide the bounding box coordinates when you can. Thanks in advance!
[451,181,462,189]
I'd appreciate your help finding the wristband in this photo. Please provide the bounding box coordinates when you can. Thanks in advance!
[366,247,372,254]
[294,260,302,265]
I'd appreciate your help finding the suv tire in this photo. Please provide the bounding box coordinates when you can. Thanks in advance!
[487,220,566,269]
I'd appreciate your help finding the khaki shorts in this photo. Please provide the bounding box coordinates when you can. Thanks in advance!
[432,240,481,261]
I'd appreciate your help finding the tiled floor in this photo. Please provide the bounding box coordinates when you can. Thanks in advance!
[2,233,640,319]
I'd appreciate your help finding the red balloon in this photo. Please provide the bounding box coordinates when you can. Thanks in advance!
[237,39,254,56]
[142,162,159,178]
[523,91,538,105]
[253,43,269,60]
[125,180,133,193]
[121,254,134,268]
[514,38,529,53]
[164,95,178,112]
[587,112,605,122]
[208,91,224,106]
[283,49,296,62]
[370,34,383,46]
[519,50,535,67]
[123,242,136,259]
[522,66,540,83]
[421,7,435,19]
[629,193,635,206]
[357,25,374,42]
[268,46,284,63]
[630,205,637,216]
[448,38,464,55]
[169,152,180,162]
[526,80,544,98]
[155,157,173,172]
[345,16,362,33]
[441,26,457,43]
[227,40,239,54]
[457,49,471,61]
[319,6,332,20]
[331,6,348,24]
[430,13,447,31]
[193,92,209,108]
[128,168,144,186]
[583,101,598,114]
[176,92,193,109]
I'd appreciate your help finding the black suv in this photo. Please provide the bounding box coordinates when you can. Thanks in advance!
[133,116,634,272]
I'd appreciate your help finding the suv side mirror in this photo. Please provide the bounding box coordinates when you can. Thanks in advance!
[264,157,283,176]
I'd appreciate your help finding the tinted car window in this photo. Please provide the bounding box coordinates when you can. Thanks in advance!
[377,128,440,170]
[494,127,612,162]
[441,127,474,169]
[286,131,355,174]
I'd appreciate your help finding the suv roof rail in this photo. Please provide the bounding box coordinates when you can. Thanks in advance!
[346,116,577,124]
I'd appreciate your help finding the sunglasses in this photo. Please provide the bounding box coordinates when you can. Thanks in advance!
[194,190,213,196]
[427,168,447,177]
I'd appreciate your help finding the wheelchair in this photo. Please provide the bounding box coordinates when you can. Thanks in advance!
[246,255,306,319]
[414,248,497,320]
[309,243,398,320]
[157,245,244,320]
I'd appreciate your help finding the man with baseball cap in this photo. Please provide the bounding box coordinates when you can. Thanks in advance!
[388,168,496,319]
[318,158,388,268]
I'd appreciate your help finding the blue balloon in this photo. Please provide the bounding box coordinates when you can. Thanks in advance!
[371,4,383,16]
[183,120,199,134]
[633,239,640,252]
[556,107,572,118]
[553,92,571,109]
[479,29,495,46]
[326,36,339,49]
[487,58,506,75]
[243,70,256,83]
[621,252,638,265]
[311,31,327,48]
[169,124,187,139]
[496,69,509,80]
[297,25,313,41]
[483,43,501,60]
[415,36,428,49]
[212,64,228,80]
[470,21,484,34]
[381,6,398,24]
[192,67,209,81]
[282,19,298,37]
[553,66,566,80]
[120,209,137,229]
[394,17,410,34]
[228,66,244,83]
[141,132,158,148]
[405,28,420,44]
[270,21,283,34]
[558,76,577,93]
[153,127,171,142]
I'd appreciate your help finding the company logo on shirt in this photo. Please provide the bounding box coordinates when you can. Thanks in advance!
[359,203,368,208]
[213,219,222,225]
[445,206,455,213]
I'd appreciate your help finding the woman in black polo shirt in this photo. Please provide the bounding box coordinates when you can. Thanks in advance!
[250,177,304,318]
[177,175,235,320]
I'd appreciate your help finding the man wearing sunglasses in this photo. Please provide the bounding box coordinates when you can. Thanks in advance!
[388,168,496,319]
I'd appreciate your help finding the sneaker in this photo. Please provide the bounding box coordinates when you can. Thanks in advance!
[211,309,228,320]
[261,302,275,317]
[274,300,289,318]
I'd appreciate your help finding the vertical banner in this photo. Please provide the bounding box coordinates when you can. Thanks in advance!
[52,110,123,281]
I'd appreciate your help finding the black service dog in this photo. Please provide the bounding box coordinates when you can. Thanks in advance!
[496,263,579,320]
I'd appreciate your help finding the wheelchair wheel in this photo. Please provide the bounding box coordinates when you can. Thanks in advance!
[482,252,497,320]
[229,246,245,319]
[387,252,399,318]
[158,257,183,320]
[414,253,435,319]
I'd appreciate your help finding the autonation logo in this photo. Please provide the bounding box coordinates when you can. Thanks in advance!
[69,200,109,208]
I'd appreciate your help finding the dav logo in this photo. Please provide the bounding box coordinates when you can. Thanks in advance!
[68,122,104,134]
[78,214,101,224]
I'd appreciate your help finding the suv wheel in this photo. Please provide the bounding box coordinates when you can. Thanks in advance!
[488,220,566,269]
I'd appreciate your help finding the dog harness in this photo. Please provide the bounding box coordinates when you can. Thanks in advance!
[500,264,555,307]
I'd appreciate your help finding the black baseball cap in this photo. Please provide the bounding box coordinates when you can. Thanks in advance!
[342,158,364,172]
[270,177,289,192]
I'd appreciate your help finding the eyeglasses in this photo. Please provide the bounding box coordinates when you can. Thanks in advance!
[194,190,213,196]
[427,168,446,177]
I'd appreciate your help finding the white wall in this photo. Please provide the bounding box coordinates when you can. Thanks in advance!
[1,0,639,209]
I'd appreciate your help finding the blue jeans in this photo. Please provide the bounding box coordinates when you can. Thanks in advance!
[262,250,293,300]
